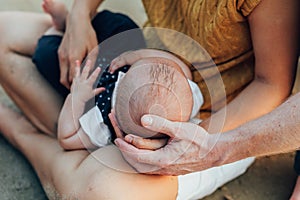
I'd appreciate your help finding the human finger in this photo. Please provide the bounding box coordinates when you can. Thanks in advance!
[88,67,101,84]
[115,137,169,166]
[81,60,92,80]
[68,49,87,83]
[108,111,124,139]
[109,57,125,73]
[74,60,81,78]
[58,48,70,89]
[87,41,99,70]
[115,138,164,173]
[141,114,180,138]
[93,87,105,96]
[124,134,168,150]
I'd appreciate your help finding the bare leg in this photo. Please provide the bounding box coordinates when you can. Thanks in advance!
[0,11,63,136]
[0,103,178,200]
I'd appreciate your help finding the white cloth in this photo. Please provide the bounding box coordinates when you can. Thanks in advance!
[79,106,112,147]
[79,73,203,147]
[177,157,255,200]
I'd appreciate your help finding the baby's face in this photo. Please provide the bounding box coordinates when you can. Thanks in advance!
[114,57,193,138]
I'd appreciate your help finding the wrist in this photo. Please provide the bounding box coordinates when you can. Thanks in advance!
[68,5,91,24]
[71,0,102,19]
[217,128,254,165]
[69,93,88,107]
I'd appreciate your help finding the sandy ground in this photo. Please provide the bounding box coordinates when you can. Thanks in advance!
[0,1,299,199]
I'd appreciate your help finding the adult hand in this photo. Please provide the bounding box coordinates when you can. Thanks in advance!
[58,12,98,89]
[115,114,225,175]
[109,111,168,150]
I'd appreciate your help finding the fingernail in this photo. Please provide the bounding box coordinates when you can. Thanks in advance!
[114,139,120,146]
[142,116,153,126]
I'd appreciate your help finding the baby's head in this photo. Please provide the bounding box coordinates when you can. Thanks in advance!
[114,57,193,138]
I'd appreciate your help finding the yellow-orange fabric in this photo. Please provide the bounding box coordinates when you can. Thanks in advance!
[142,0,261,117]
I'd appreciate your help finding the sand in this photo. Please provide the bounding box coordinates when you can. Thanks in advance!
[0,1,299,199]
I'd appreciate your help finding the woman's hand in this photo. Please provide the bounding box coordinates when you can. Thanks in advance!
[58,13,98,89]
[71,60,104,104]
[114,114,224,175]
[109,111,168,150]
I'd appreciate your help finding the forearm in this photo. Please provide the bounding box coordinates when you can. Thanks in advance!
[58,94,86,139]
[201,78,290,133]
[71,0,104,19]
[219,92,300,163]
[59,127,96,150]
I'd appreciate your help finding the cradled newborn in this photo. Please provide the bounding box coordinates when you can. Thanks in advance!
[115,57,193,138]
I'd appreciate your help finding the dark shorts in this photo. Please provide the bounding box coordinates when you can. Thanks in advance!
[32,10,146,139]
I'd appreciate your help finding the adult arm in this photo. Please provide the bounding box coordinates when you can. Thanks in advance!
[200,0,299,133]
[58,0,103,88]
[115,0,300,174]
[115,92,300,175]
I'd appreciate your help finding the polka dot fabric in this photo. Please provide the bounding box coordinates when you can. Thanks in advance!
[95,57,130,141]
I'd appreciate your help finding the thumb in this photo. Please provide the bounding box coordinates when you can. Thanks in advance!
[141,114,180,138]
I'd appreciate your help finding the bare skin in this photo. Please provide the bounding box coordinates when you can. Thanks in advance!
[58,0,102,88]
[0,103,178,200]
[0,12,62,136]
[115,0,300,175]
[58,56,194,150]
[0,8,178,200]
[0,0,298,199]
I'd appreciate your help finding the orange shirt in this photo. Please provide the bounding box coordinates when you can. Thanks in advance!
[142,0,262,114]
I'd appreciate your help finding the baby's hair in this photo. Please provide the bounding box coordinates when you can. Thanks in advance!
[151,48,195,70]
[115,57,193,138]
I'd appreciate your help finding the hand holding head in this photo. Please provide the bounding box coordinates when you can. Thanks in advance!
[115,114,223,175]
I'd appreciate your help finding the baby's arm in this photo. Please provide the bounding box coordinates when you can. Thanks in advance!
[109,49,192,79]
[58,60,105,150]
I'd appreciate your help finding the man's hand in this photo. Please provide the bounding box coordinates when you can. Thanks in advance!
[58,13,98,88]
[109,111,168,150]
[115,115,225,175]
